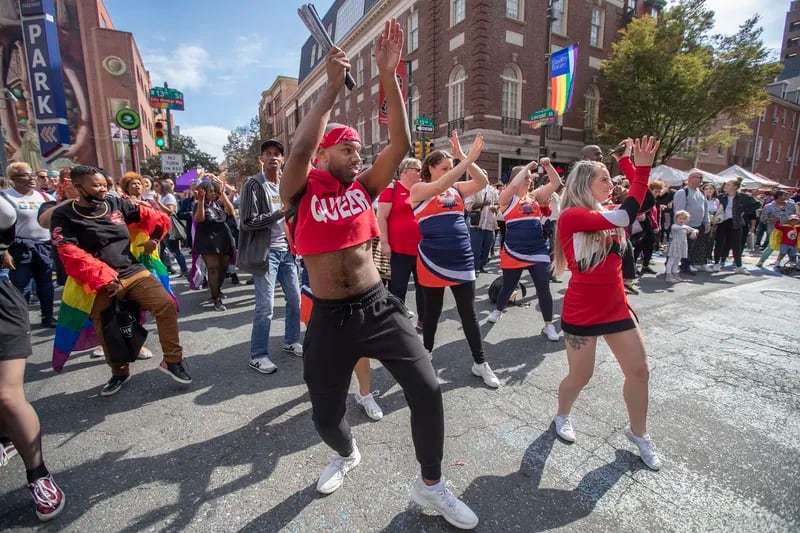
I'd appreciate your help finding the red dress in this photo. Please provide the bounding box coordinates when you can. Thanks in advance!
[558,157,651,336]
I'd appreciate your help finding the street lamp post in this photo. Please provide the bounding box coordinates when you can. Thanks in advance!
[538,0,554,159]
[0,88,19,175]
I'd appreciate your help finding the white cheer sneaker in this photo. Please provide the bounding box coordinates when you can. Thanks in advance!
[410,475,479,530]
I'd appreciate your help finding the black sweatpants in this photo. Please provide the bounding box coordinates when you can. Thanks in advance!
[496,263,553,321]
[303,283,444,481]
[422,281,485,364]
[622,240,636,280]
[714,219,743,267]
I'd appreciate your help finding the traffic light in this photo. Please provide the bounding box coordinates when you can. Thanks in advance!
[154,120,166,149]
[414,140,422,159]
[425,140,434,155]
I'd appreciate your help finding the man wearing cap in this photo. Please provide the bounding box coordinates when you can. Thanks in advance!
[238,138,302,374]
[279,19,479,530]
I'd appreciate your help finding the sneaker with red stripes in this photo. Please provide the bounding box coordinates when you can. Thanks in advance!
[0,441,18,466]
[28,474,65,522]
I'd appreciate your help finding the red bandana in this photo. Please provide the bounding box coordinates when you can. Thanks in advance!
[319,126,361,149]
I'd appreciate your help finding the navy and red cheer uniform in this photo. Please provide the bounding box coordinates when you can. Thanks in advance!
[414,187,475,287]
[501,195,550,269]
[557,157,651,336]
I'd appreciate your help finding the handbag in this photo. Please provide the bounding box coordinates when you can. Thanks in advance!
[488,275,527,305]
[467,190,487,227]
[168,213,187,241]
[100,298,147,364]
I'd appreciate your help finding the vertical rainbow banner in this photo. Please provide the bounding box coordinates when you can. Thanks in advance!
[550,44,579,115]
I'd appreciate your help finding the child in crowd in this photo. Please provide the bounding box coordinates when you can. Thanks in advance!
[773,214,800,270]
[665,210,698,283]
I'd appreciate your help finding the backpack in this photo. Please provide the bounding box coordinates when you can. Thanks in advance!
[488,275,527,305]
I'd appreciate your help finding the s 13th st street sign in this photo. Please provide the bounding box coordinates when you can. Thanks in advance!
[20,0,72,161]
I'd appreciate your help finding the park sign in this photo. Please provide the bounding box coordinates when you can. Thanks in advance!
[19,0,71,162]
[149,87,184,110]
[530,109,556,129]
[115,108,140,130]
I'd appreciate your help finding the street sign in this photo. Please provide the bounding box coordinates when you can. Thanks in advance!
[529,108,557,129]
[109,123,139,143]
[20,0,71,162]
[160,153,184,174]
[415,124,434,133]
[415,116,434,127]
[149,87,185,110]
[115,108,140,130]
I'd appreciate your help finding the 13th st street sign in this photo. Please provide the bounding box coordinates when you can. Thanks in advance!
[149,87,185,110]
[20,0,71,161]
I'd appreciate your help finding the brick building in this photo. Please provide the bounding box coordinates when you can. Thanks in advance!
[259,76,298,150]
[270,0,652,182]
[0,0,157,174]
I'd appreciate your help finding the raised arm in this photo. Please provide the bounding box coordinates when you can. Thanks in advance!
[410,133,484,203]
[281,47,350,207]
[449,130,489,198]
[358,19,411,199]
[532,158,564,204]
[499,161,537,209]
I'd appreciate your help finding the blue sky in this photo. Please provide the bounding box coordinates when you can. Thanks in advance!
[104,0,782,162]
[104,0,335,161]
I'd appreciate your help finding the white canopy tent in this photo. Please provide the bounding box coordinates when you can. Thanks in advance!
[718,165,781,188]
[687,167,727,186]
[649,165,689,187]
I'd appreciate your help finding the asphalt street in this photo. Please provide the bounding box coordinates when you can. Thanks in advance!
[1,253,798,532]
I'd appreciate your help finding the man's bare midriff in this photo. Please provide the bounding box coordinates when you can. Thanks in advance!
[304,240,381,299]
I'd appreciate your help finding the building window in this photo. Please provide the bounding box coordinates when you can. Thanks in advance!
[310,44,317,67]
[793,111,798,129]
[506,0,523,20]
[371,106,380,145]
[356,56,364,87]
[356,115,365,143]
[754,136,762,160]
[408,11,419,52]
[371,52,378,79]
[501,65,521,119]
[777,142,782,163]
[335,0,366,42]
[584,85,599,132]
[590,7,603,48]
[783,108,787,127]
[552,0,567,36]
[451,0,465,27]
[789,37,800,49]
[788,144,793,162]
[765,138,773,161]
[411,86,420,125]
[791,20,800,32]
[448,65,466,121]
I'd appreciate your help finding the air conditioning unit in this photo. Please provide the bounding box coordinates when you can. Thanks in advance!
[772,115,780,124]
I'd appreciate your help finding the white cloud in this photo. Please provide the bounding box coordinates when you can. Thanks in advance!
[694,0,784,56]
[181,125,230,162]
[144,44,210,90]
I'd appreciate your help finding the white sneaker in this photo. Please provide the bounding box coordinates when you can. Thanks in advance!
[711,264,721,272]
[665,274,682,283]
[735,266,749,275]
[410,476,479,530]
[542,324,560,342]
[471,362,500,388]
[701,264,714,272]
[487,309,502,323]
[355,391,383,421]
[624,427,662,470]
[688,265,698,272]
[90,346,104,359]
[137,347,153,360]
[426,350,433,361]
[249,357,277,374]
[282,343,304,356]
[554,415,576,443]
[316,442,361,495]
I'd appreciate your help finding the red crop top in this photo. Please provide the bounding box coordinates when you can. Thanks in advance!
[290,168,379,256]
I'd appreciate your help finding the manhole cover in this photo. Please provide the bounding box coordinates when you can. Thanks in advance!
[761,290,800,302]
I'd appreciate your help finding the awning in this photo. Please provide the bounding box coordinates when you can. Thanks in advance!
[649,165,688,187]
[718,165,780,188]
[687,168,727,186]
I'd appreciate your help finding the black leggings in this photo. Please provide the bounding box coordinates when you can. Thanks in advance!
[422,282,485,364]
[633,232,656,267]
[496,263,553,321]
[202,253,230,300]
[714,219,743,267]
[622,240,636,280]
[303,284,443,480]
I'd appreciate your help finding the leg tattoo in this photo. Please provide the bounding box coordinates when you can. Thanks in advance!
[564,333,590,351]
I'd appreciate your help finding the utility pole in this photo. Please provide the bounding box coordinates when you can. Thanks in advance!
[538,0,554,159]
[0,88,18,174]
[165,82,173,151]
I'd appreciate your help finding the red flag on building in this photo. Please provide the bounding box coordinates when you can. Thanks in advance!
[378,60,407,125]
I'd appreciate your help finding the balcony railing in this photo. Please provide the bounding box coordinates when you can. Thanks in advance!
[502,117,521,135]
[448,117,465,133]
[545,125,562,141]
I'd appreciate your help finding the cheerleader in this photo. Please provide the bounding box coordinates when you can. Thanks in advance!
[552,136,662,470]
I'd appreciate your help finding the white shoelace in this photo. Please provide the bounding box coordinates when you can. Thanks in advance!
[30,477,59,507]
[433,480,459,510]
[0,446,11,467]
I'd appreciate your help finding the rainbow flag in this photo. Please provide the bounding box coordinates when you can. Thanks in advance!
[550,44,579,115]
[52,277,99,373]
[129,225,178,310]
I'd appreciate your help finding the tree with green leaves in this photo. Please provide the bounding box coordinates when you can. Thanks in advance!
[140,134,220,178]
[599,0,781,164]
[222,116,262,188]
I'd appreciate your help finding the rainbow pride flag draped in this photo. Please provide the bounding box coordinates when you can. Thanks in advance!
[52,278,99,373]
[550,44,579,115]
[128,225,177,310]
